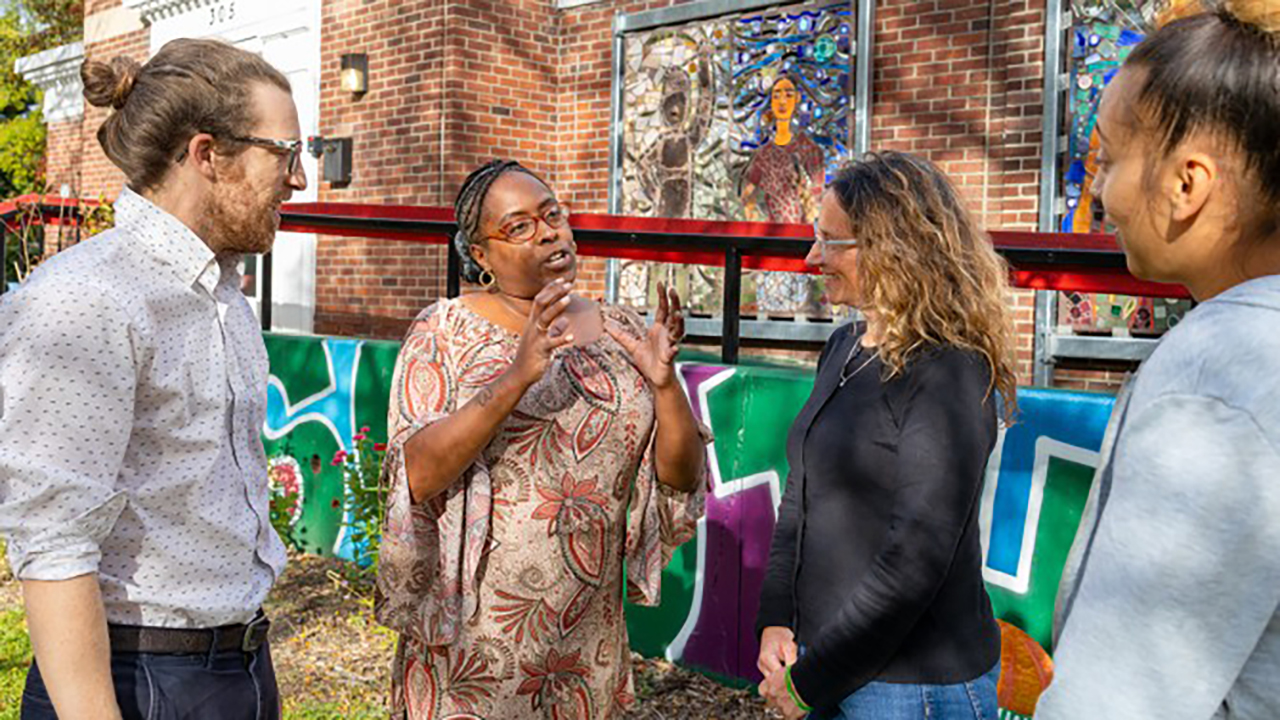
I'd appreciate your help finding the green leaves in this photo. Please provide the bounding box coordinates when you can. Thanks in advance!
[0,110,44,198]
[0,0,81,199]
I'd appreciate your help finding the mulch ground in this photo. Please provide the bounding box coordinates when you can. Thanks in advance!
[2,550,773,719]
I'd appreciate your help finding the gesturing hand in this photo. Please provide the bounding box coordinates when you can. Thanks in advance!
[508,278,576,388]
[605,281,685,390]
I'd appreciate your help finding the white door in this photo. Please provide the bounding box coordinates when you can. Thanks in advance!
[259,30,319,334]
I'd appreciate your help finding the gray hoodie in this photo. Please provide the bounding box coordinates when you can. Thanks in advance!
[1036,274,1280,720]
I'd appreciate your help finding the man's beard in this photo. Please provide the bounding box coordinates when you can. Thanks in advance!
[205,180,281,257]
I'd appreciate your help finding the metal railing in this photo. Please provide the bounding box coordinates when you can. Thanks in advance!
[277,202,1189,364]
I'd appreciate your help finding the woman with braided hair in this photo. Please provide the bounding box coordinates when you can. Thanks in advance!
[375,160,709,719]
[1037,1,1280,718]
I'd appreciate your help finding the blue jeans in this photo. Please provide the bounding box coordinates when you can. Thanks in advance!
[20,642,279,720]
[808,663,1001,720]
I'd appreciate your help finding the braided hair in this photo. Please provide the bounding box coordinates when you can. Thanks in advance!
[453,159,545,283]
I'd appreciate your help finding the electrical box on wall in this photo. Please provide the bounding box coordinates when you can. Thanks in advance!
[308,136,353,186]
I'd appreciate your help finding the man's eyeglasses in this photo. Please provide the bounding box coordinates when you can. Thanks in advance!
[228,135,305,176]
[488,204,571,244]
[812,221,858,257]
[174,134,304,176]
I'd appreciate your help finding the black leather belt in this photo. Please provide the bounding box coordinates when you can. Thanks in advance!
[108,612,270,655]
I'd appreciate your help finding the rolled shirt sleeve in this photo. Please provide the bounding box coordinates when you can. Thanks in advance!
[0,279,133,580]
[1036,395,1280,720]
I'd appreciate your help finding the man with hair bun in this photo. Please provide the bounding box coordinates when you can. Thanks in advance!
[0,38,306,720]
[1037,1,1280,718]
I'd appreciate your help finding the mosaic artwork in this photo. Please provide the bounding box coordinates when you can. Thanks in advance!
[1061,0,1153,235]
[1058,0,1193,334]
[617,2,854,318]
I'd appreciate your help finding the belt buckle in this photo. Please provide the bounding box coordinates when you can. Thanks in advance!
[241,613,269,653]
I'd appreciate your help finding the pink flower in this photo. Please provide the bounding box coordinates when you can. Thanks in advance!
[353,433,366,441]
[360,426,371,433]
[373,443,387,452]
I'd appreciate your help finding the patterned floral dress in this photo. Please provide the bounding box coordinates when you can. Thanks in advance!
[376,297,707,720]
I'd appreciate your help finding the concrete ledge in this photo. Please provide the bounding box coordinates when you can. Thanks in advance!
[1047,333,1159,362]
[14,42,85,123]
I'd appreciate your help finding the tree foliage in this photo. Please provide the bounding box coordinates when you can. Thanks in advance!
[0,0,81,197]
[1,1,80,285]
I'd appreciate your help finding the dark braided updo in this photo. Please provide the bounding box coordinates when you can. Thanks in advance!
[453,159,546,283]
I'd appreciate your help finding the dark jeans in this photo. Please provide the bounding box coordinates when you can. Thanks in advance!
[20,642,279,720]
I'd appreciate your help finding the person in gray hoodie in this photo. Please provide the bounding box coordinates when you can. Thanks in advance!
[1035,1,1280,719]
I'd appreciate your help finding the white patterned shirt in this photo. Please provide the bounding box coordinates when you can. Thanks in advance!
[0,188,286,628]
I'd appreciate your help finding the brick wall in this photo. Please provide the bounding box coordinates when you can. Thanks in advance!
[43,118,84,196]
[39,118,88,257]
[314,0,566,338]
[78,27,149,200]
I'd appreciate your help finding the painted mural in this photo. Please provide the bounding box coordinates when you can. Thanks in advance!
[1058,1,1194,334]
[263,333,1115,717]
[262,334,399,559]
[617,2,854,319]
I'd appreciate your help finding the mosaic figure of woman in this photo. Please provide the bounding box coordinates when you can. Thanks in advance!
[741,75,825,224]
[741,74,826,316]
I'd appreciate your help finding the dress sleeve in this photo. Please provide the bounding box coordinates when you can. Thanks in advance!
[789,348,997,710]
[0,278,131,581]
[375,301,494,645]
[607,306,713,606]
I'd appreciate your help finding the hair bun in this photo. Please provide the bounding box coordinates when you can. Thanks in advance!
[81,56,142,110]
[1156,0,1210,27]
[1224,0,1280,34]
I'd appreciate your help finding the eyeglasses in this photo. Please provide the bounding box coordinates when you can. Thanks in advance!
[813,221,858,258]
[173,134,305,176]
[487,204,571,244]
[228,135,305,176]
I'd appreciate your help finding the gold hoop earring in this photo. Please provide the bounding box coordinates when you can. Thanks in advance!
[479,269,496,289]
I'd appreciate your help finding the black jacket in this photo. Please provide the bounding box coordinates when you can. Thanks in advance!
[756,324,1001,711]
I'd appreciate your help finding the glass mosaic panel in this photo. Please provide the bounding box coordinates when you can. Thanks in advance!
[617,1,855,320]
[1057,0,1193,335]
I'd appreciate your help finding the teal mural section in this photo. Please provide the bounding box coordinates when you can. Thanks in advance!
[262,333,1116,716]
[262,333,399,558]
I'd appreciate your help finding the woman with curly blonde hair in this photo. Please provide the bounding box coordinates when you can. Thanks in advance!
[756,150,1015,720]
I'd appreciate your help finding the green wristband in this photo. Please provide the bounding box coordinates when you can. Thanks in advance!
[784,665,814,713]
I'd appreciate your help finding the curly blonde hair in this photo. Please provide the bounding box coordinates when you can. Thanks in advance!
[831,151,1018,421]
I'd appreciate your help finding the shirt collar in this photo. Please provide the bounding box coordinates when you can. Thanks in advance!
[114,187,220,294]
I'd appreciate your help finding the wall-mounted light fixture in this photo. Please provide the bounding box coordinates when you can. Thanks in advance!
[340,53,368,95]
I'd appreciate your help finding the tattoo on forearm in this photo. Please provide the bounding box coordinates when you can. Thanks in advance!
[475,386,495,407]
